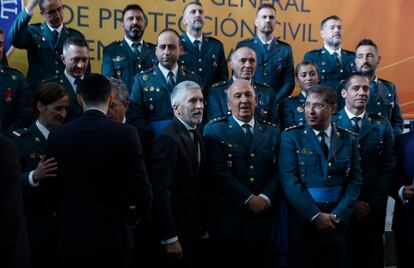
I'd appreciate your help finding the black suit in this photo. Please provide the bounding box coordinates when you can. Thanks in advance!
[151,117,205,267]
[45,110,152,268]
[0,134,30,268]
[391,131,414,268]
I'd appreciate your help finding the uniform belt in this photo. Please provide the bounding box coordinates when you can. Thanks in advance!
[149,119,172,135]
[307,186,343,203]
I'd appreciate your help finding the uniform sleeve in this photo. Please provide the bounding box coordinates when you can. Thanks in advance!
[6,74,30,133]
[8,9,33,49]
[101,46,115,78]
[390,85,404,136]
[127,76,151,131]
[274,47,295,102]
[206,88,225,122]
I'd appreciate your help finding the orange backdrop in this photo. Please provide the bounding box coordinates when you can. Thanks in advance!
[4,0,414,118]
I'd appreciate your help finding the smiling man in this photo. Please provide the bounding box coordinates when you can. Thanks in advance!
[333,73,396,268]
[204,79,280,267]
[8,0,87,90]
[102,4,157,92]
[127,29,202,136]
[207,46,279,125]
[304,15,355,91]
[279,84,362,268]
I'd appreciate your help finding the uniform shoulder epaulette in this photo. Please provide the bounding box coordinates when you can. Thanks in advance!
[336,125,357,136]
[31,22,42,27]
[1,65,23,74]
[253,81,270,88]
[377,78,395,87]
[367,113,387,123]
[341,49,355,55]
[210,80,228,88]
[284,124,303,131]
[206,36,222,43]
[12,128,29,137]
[139,67,155,75]
[236,38,252,46]
[305,48,322,55]
[143,41,156,47]
[276,39,292,48]
[258,120,277,128]
[206,116,227,126]
[67,27,84,36]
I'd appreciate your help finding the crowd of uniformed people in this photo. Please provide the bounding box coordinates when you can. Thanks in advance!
[1,0,413,268]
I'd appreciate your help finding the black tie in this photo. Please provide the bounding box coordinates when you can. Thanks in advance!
[369,80,377,95]
[74,78,82,92]
[351,117,361,134]
[52,30,59,46]
[264,43,270,51]
[242,124,253,144]
[167,71,175,90]
[193,40,200,54]
[332,52,341,67]
[189,129,200,165]
[318,132,329,158]
[132,43,141,58]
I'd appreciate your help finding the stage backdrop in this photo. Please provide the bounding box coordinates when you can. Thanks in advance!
[2,0,413,118]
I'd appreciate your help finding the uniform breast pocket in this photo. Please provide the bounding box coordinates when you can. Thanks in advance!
[272,57,286,73]
[331,158,352,180]
[298,154,317,183]
[142,92,166,113]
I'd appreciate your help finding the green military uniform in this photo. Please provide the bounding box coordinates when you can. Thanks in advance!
[237,36,295,102]
[101,39,157,91]
[8,9,86,88]
[10,124,58,261]
[279,123,362,268]
[46,73,82,122]
[280,92,306,130]
[0,64,30,133]
[179,33,228,93]
[304,48,355,91]
[333,109,396,268]
[203,115,279,266]
[127,65,203,135]
[206,79,279,125]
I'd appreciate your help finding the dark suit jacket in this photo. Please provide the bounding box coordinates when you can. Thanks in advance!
[0,134,30,267]
[151,117,205,242]
[391,131,414,246]
[45,110,152,251]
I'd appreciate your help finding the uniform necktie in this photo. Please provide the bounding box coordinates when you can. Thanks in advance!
[193,40,200,54]
[167,71,175,90]
[318,132,329,158]
[74,78,82,92]
[351,117,361,134]
[132,43,141,59]
[189,129,200,165]
[332,52,341,67]
[52,30,59,46]
[242,124,253,144]
[264,43,270,51]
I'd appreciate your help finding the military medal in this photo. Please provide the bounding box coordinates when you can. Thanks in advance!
[35,137,40,143]
[143,74,149,81]
[212,55,218,69]
[297,106,304,113]
[149,103,154,112]
[5,88,12,104]
[227,161,232,167]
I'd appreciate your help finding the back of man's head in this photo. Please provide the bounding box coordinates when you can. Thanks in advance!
[78,74,111,106]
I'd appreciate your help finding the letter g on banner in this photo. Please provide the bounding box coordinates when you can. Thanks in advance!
[0,0,24,56]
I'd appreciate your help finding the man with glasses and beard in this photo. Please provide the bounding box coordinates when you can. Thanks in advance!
[102,4,157,92]
[9,0,87,91]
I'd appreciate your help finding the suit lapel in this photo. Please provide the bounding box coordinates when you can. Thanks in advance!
[328,125,344,160]
[41,22,56,48]
[267,38,281,58]
[173,118,199,169]
[122,39,137,63]
[250,121,266,152]
[228,116,251,149]
[305,125,326,158]
[358,114,374,141]
[337,109,354,132]
[154,66,169,89]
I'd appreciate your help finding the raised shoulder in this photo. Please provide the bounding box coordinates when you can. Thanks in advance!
[304,48,323,56]
[0,66,25,77]
[253,81,271,89]
[258,120,278,128]
[276,39,292,48]
[367,113,389,124]
[236,37,255,47]
[378,78,396,88]
[205,116,227,127]
[205,36,224,45]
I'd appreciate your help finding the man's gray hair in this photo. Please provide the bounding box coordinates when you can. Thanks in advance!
[109,78,129,101]
[170,81,202,106]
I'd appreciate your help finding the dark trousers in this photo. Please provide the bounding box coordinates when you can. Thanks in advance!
[395,241,414,268]
[348,218,385,268]
[58,251,130,268]
[211,234,272,268]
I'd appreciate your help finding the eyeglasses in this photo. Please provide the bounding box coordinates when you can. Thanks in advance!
[305,103,325,110]
[42,6,64,16]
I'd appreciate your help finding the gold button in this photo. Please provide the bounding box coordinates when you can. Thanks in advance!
[228,154,232,157]
[327,175,332,179]
[55,70,59,74]
[328,162,332,167]
[264,63,267,66]
[264,72,267,76]
[199,68,203,72]
[300,162,304,165]
[377,102,381,105]
[198,58,202,62]
[249,165,254,170]
[249,177,255,183]
[378,112,382,116]
[250,153,255,157]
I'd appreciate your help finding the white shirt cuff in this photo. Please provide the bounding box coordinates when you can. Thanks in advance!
[398,186,408,204]
[244,194,254,204]
[28,171,40,187]
[259,194,271,206]
[311,212,321,222]
[161,236,178,245]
